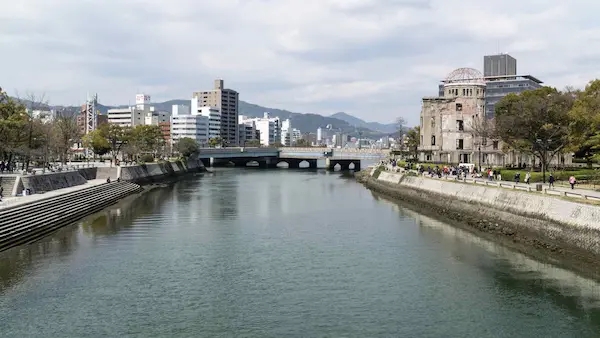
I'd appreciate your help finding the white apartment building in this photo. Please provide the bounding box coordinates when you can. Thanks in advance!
[108,107,145,127]
[281,119,301,146]
[191,97,221,139]
[30,109,56,124]
[170,115,209,145]
[108,94,155,127]
[170,103,209,145]
[239,113,280,146]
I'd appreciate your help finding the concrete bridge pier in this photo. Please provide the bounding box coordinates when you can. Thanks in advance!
[257,157,278,169]
[325,158,361,171]
[199,158,211,167]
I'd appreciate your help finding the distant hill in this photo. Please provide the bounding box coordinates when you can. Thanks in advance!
[330,112,397,134]
[34,98,391,138]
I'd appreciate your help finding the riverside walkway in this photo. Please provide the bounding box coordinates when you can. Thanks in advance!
[382,165,600,201]
[0,179,107,211]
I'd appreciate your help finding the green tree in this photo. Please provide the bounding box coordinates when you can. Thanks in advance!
[244,139,261,147]
[402,126,420,162]
[208,137,222,148]
[174,137,199,157]
[0,90,28,167]
[569,79,600,165]
[52,114,80,163]
[100,123,131,163]
[129,125,164,160]
[82,129,111,159]
[294,138,310,147]
[495,87,574,182]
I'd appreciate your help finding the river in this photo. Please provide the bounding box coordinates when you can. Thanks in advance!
[1,169,600,337]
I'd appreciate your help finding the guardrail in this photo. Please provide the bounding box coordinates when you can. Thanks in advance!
[381,165,600,201]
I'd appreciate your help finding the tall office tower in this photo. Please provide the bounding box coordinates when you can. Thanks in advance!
[192,79,239,146]
[484,53,517,77]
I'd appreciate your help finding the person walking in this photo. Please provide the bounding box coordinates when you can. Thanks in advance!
[569,176,576,190]
[549,173,555,188]
[525,171,531,185]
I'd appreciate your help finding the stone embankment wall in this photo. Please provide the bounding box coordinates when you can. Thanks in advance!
[0,181,143,252]
[118,159,205,183]
[361,169,600,278]
[21,172,88,194]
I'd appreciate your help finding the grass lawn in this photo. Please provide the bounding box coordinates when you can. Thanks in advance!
[498,169,600,183]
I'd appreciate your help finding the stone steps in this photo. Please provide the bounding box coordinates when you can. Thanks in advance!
[0,176,16,198]
[0,181,143,252]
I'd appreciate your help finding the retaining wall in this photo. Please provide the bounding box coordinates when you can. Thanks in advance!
[363,170,600,278]
[118,159,205,183]
[21,171,87,194]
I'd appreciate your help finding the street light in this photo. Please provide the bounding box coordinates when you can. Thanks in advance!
[478,145,482,173]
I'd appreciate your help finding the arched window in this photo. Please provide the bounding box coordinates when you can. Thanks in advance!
[431,135,436,146]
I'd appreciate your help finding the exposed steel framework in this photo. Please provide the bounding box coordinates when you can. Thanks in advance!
[443,68,485,86]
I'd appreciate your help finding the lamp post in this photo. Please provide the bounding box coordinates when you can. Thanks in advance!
[478,145,482,173]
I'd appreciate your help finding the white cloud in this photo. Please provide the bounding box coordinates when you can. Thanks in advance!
[1,0,600,126]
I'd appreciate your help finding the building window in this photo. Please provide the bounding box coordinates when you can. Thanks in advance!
[421,135,423,144]
[431,117,436,129]
[456,103,463,111]
[462,88,466,96]
[482,138,487,146]
[431,135,436,146]
[493,141,499,150]
[426,154,432,161]
[456,139,464,150]
[457,120,464,131]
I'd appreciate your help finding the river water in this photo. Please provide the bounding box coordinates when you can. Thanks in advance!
[1,169,600,337]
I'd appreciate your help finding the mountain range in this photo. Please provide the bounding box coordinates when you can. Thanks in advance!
[31,98,399,138]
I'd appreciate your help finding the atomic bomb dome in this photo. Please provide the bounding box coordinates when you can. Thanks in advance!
[443,68,485,86]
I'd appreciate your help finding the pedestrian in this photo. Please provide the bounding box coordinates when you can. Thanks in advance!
[525,171,531,185]
[569,176,576,190]
[549,173,555,188]
[515,172,520,184]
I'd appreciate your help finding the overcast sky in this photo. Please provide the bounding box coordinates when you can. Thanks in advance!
[2,0,600,125]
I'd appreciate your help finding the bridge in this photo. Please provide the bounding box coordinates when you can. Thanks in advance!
[195,147,389,171]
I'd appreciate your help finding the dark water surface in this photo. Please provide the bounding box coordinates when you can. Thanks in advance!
[1,169,600,337]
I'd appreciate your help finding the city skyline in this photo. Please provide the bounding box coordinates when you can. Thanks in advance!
[2,0,599,125]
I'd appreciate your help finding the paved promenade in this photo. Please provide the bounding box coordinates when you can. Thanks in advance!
[382,165,600,201]
[0,179,107,211]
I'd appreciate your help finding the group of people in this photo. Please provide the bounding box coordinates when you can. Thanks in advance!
[0,161,13,173]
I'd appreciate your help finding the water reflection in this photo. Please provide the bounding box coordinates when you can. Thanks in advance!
[374,191,600,331]
[0,182,178,292]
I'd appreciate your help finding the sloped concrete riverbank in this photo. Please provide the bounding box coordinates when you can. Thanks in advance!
[356,168,600,280]
[0,159,207,252]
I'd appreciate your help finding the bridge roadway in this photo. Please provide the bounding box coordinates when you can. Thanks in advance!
[195,147,389,171]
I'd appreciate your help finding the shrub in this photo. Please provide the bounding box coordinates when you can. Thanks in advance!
[140,154,155,163]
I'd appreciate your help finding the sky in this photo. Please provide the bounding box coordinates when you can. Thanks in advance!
[2,0,600,126]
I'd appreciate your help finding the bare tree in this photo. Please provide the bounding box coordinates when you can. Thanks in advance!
[52,113,80,164]
[468,115,496,170]
[15,91,49,171]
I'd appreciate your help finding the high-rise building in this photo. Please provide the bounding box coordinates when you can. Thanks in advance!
[170,103,210,146]
[483,53,517,77]
[192,79,239,146]
[281,119,301,146]
[238,117,259,146]
[484,74,543,118]
[190,99,221,139]
[239,113,280,146]
[482,54,543,118]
